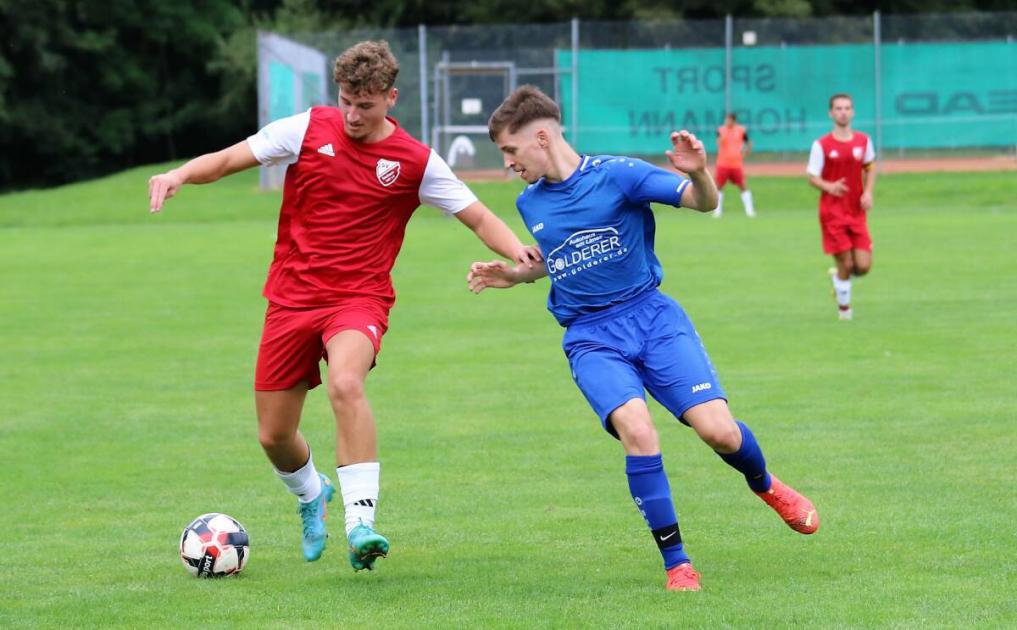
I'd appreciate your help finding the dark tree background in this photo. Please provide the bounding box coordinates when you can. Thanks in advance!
[1,0,1013,190]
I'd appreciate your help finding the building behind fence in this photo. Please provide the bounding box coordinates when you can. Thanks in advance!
[257,11,1017,185]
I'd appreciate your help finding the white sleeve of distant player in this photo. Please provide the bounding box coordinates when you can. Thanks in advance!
[246,110,311,167]
[419,150,479,215]
[864,137,876,164]
[806,141,824,177]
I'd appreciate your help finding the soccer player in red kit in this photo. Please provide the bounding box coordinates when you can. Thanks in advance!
[712,113,755,218]
[147,41,539,571]
[806,93,876,320]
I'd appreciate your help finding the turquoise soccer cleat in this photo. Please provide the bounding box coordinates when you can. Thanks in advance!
[298,474,334,562]
[347,523,389,571]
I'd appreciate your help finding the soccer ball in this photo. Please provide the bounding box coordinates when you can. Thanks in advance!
[179,513,250,578]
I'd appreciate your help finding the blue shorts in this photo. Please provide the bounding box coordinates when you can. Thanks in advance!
[562,289,726,438]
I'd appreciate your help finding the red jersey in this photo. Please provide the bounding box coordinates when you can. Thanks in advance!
[807,132,874,217]
[247,107,477,308]
[716,124,748,169]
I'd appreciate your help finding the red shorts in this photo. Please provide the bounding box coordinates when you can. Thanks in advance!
[255,299,390,391]
[714,166,746,189]
[820,211,872,255]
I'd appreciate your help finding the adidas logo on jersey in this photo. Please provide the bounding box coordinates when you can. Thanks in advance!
[317,144,335,157]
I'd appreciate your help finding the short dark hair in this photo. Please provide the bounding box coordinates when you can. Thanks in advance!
[725,112,737,121]
[829,93,853,109]
[334,40,399,94]
[488,85,561,142]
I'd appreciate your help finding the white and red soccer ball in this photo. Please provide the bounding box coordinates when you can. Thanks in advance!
[179,513,250,578]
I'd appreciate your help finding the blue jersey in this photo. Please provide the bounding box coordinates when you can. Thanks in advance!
[517,155,690,326]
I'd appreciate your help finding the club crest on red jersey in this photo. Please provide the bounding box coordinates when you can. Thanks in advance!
[852,146,864,160]
[376,159,401,187]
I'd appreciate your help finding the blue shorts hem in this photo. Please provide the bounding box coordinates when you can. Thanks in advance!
[674,394,727,426]
[598,393,645,438]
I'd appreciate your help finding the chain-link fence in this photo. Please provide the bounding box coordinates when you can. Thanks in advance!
[258,11,1017,181]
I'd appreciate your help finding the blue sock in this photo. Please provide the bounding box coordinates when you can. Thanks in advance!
[717,420,772,492]
[625,454,690,570]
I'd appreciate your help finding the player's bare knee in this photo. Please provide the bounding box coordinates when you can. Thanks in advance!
[611,405,658,452]
[708,421,742,452]
[327,372,366,404]
[619,421,659,453]
[853,262,871,276]
[257,426,294,451]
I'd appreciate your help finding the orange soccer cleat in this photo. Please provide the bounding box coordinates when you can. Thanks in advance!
[665,563,702,591]
[755,474,820,534]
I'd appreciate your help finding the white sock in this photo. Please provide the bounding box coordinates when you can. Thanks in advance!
[713,192,723,217]
[337,462,380,535]
[275,453,322,504]
[741,190,755,216]
[832,275,852,308]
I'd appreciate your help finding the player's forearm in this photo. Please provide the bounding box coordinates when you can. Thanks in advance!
[174,142,257,185]
[682,169,719,212]
[863,168,876,195]
[508,262,548,285]
[808,175,829,193]
[470,213,527,260]
[171,151,234,185]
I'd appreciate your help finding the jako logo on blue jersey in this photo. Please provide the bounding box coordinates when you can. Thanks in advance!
[691,382,712,393]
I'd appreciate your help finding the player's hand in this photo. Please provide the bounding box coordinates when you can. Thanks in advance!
[665,130,707,174]
[826,178,848,197]
[148,170,185,213]
[860,191,873,210]
[467,260,518,293]
[511,244,543,268]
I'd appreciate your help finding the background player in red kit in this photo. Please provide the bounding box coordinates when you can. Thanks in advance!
[712,113,755,219]
[806,93,876,320]
[147,41,539,571]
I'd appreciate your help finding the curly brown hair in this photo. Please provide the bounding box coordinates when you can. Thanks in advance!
[488,85,561,142]
[333,40,399,95]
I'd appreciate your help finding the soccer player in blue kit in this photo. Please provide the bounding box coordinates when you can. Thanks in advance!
[468,86,819,591]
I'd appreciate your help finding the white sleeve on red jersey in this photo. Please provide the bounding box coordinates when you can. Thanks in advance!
[864,137,875,164]
[418,149,478,215]
[806,140,824,177]
[246,110,311,167]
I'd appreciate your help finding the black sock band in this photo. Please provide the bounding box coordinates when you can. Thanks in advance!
[651,523,682,549]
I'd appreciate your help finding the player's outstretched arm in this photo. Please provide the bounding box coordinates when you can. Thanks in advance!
[467,260,547,293]
[860,163,876,210]
[148,141,260,213]
[455,202,543,267]
[808,175,848,197]
[666,130,718,212]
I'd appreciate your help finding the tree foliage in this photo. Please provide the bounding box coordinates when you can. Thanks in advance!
[0,0,245,188]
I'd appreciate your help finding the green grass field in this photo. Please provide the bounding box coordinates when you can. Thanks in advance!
[1,166,1015,628]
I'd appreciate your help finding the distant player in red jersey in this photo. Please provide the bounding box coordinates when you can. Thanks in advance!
[807,93,876,320]
[147,41,539,571]
[712,113,755,218]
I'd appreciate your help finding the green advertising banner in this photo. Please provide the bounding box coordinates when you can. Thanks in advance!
[558,41,1017,155]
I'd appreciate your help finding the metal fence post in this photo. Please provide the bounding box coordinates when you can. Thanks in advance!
[571,17,580,147]
[725,14,733,116]
[873,10,882,163]
[419,24,429,145]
